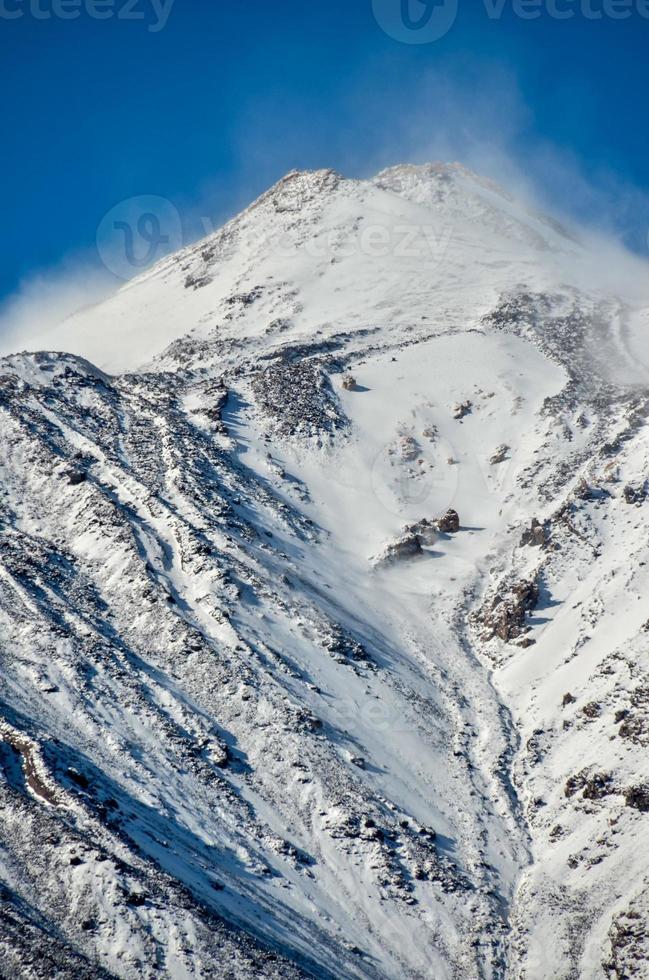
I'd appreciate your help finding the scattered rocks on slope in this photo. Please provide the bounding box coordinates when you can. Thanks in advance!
[564,769,615,801]
[251,358,348,438]
[605,907,649,979]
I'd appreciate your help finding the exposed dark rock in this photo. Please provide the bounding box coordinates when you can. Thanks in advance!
[521,518,549,548]
[623,484,646,505]
[252,358,348,438]
[582,701,602,720]
[66,471,87,487]
[565,769,615,801]
[478,578,539,643]
[624,785,649,812]
[436,509,460,534]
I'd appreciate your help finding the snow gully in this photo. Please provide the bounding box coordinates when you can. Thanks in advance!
[0,0,175,32]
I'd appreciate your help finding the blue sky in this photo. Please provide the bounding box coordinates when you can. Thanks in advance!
[2,0,649,311]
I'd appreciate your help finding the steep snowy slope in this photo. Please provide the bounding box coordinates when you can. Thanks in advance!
[1,165,648,979]
[24,164,590,374]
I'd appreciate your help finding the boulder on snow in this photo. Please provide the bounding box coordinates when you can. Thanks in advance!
[623,484,646,505]
[342,375,358,391]
[435,509,460,534]
[452,400,472,420]
[489,444,510,465]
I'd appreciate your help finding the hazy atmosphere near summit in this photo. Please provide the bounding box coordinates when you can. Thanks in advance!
[1,3,649,979]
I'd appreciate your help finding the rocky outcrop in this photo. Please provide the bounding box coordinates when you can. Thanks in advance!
[520,518,548,548]
[478,578,539,643]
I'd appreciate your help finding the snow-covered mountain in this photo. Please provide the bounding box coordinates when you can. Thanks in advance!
[1,164,649,979]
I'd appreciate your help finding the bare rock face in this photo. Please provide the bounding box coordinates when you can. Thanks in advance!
[436,509,460,534]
